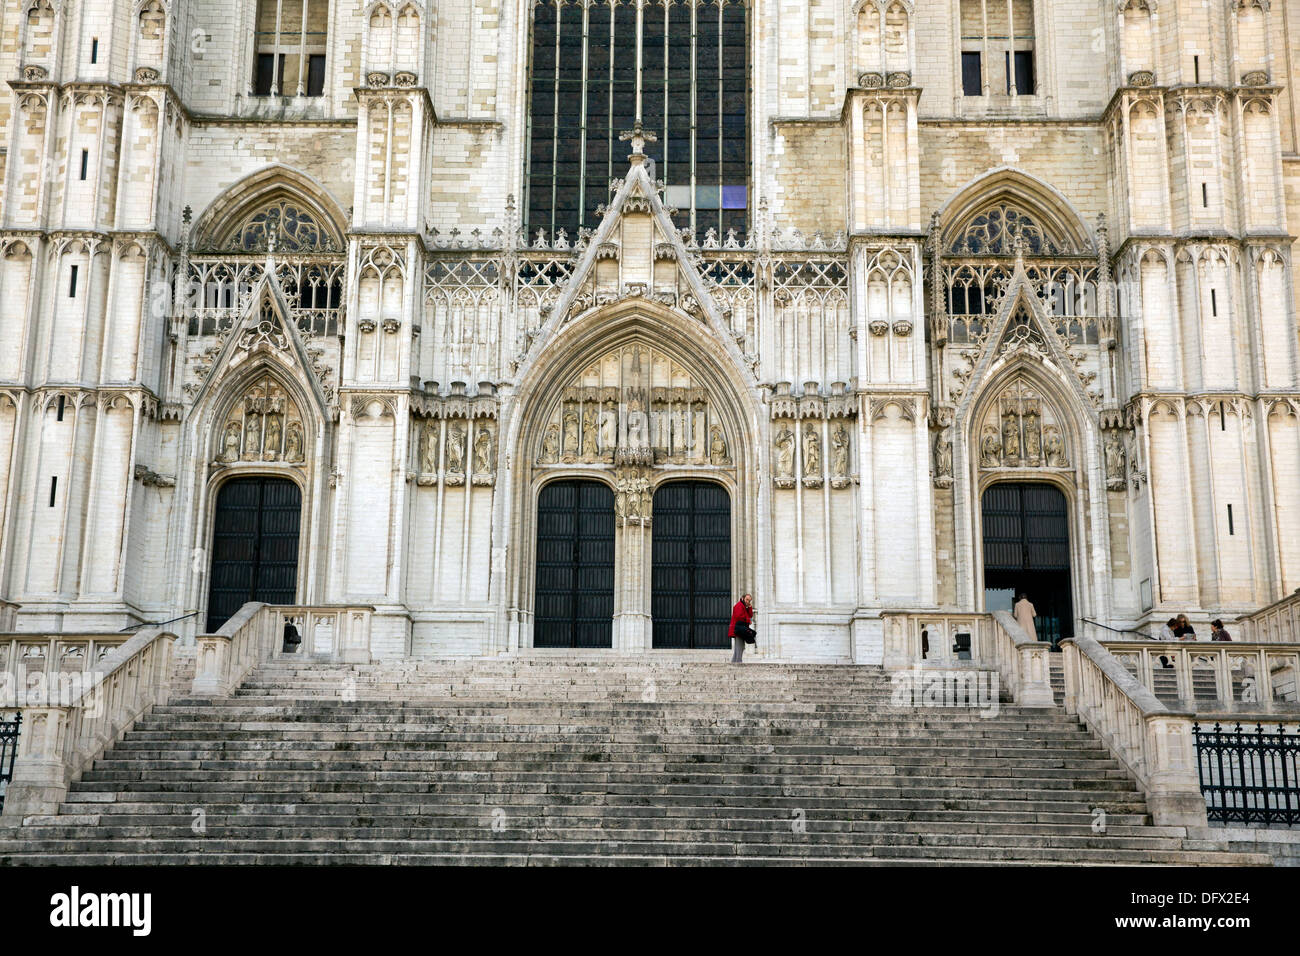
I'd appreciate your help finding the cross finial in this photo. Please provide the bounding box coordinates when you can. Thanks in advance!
[619,121,658,163]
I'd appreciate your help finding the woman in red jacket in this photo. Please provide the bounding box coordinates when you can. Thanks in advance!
[729,593,755,663]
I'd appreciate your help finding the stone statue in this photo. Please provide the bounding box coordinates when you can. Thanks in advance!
[474,424,493,475]
[263,414,282,460]
[221,422,242,462]
[541,423,560,463]
[286,421,304,463]
[1023,410,1040,462]
[832,423,851,478]
[446,423,465,474]
[803,424,821,477]
[562,407,579,458]
[980,425,1002,469]
[1043,426,1066,468]
[709,424,728,465]
[934,433,953,478]
[421,422,438,473]
[1001,410,1020,462]
[775,427,795,478]
[243,414,261,460]
[581,407,598,457]
[1104,430,1126,481]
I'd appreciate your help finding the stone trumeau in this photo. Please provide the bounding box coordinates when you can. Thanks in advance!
[0,0,1294,660]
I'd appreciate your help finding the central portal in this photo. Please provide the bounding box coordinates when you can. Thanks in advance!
[534,479,616,648]
[981,482,1073,646]
[651,480,732,649]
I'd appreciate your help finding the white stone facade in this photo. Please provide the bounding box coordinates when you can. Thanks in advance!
[0,0,1296,664]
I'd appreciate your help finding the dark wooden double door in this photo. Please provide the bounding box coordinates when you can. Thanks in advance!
[533,479,731,649]
[981,482,1073,646]
[206,477,302,632]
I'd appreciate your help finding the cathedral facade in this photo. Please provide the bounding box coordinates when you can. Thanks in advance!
[0,0,1297,663]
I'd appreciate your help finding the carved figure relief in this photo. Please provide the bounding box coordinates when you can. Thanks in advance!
[775,425,796,487]
[1104,429,1127,490]
[802,425,822,487]
[614,466,653,526]
[934,432,953,487]
[215,375,307,469]
[445,422,466,485]
[977,378,1072,473]
[709,424,730,466]
[472,423,495,486]
[831,423,851,488]
[540,423,560,464]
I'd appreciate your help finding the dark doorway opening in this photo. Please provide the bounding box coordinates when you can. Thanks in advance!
[534,479,615,648]
[652,480,732,649]
[981,482,1073,647]
[206,477,301,632]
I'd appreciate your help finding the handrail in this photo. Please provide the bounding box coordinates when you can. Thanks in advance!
[1060,631,1207,827]
[1,627,177,821]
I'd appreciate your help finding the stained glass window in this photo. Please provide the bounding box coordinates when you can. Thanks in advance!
[526,0,751,240]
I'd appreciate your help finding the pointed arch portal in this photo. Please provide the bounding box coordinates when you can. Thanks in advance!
[206,476,302,631]
[981,482,1072,646]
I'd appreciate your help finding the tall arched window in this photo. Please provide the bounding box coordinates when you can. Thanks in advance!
[253,0,328,97]
[959,0,1035,97]
[525,0,750,240]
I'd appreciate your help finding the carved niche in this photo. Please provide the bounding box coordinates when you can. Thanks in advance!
[215,375,306,466]
[534,343,734,471]
[976,378,1070,472]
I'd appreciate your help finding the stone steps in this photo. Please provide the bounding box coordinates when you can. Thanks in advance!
[0,657,1270,866]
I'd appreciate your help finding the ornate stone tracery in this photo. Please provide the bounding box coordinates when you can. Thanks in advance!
[974,377,1071,472]
[214,374,306,466]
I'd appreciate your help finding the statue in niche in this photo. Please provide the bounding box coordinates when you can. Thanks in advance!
[1104,430,1126,482]
[541,423,560,463]
[285,422,304,463]
[832,423,851,479]
[474,425,493,475]
[709,424,729,466]
[775,427,796,479]
[802,424,821,477]
[581,407,598,458]
[562,407,579,460]
[421,422,439,473]
[934,433,953,479]
[263,414,282,461]
[980,425,1003,469]
[221,422,242,462]
[1022,409,1041,463]
[1001,410,1020,463]
[446,422,465,475]
[242,414,262,460]
[1043,426,1066,468]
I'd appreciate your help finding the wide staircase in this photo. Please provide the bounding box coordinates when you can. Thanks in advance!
[0,658,1272,865]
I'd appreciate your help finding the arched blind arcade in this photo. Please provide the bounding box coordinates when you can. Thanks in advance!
[525,0,751,241]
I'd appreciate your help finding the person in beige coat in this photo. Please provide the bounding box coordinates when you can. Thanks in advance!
[1013,593,1038,641]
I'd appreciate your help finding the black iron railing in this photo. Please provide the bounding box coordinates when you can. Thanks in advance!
[1194,722,1300,827]
[0,712,20,815]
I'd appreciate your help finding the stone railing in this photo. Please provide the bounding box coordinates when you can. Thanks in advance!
[1,628,176,820]
[880,611,1054,707]
[1,634,129,708]
[1060,632,1207,827]
[192,603,373,697]
[1236,588,1300,644]
[1100,640,1300,711]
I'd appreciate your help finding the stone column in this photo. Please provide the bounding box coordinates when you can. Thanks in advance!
[613,465,653,652]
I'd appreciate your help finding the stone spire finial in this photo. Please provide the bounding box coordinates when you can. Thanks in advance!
[619,121,658,165]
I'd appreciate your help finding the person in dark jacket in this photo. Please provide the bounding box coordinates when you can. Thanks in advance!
[729,593,755,663]
[1210,619,1232,641]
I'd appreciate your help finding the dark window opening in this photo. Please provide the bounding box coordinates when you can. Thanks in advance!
[49,476,57,507]
[69,265,78,298]
[90,38,98,64]
[1227,503,1234,535]
[962,51,982,95]
[307,54,327,96]
[1194,55,1200,84]
[525,0,751,240]
[254,53,281,95]
[1210,289,1217,316]
[1013,50,1035,95]
[56,396,65,421]
[1219,402,1226,431]
[79,149,88,181]
[1202,182,1208,207]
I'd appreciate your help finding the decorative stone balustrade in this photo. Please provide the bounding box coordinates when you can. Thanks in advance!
[1236,588,1300,644]
[1100,640,1300,711]
[1,634,129,710]
[192,604,373,698]
[1,628,176,820]
[880,610,1055,708]
[1061,632,1207,827]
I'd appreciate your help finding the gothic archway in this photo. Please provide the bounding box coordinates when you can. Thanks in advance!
[501,300,761,653]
